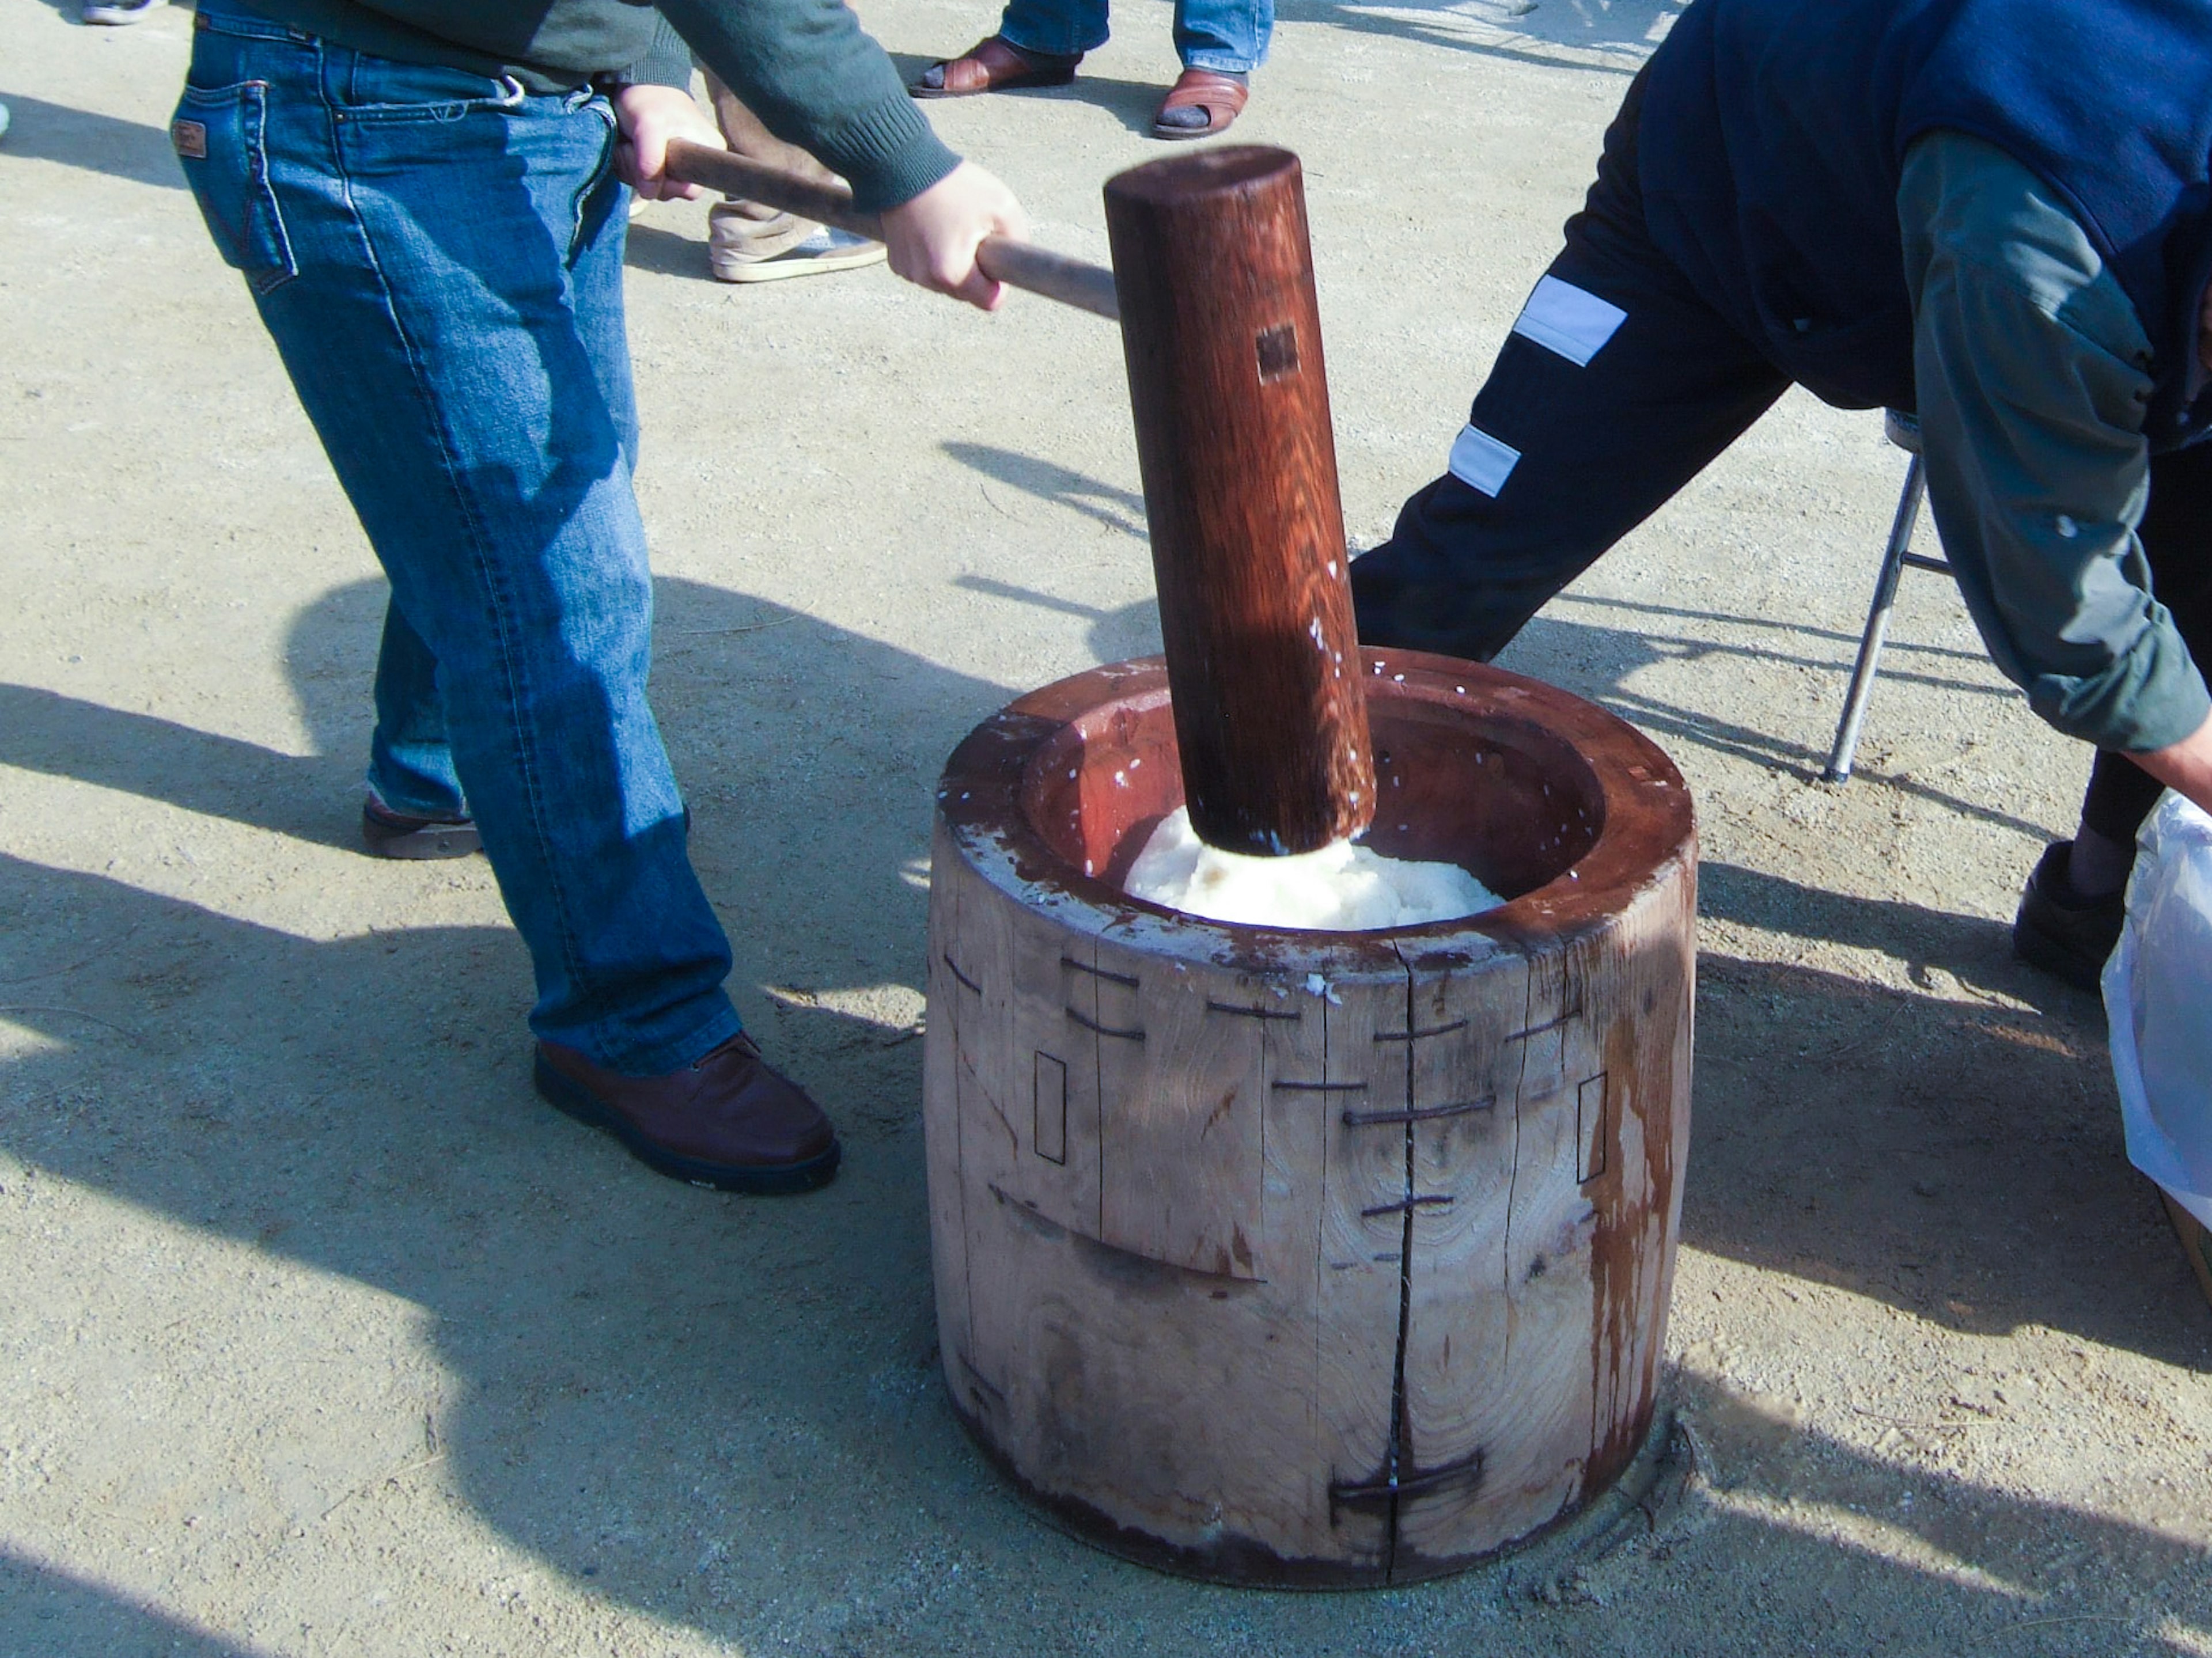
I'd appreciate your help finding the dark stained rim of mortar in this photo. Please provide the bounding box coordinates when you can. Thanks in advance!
[935,648,1696,968]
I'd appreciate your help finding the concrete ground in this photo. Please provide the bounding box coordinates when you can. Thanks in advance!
[2,0,2209,1652]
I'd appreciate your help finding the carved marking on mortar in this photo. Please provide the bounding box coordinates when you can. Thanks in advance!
[941,952,981,994]
[1208,999,1303,1021]
[1273,1078,1367,1092]
[1361,1193,1455,1219]
[959,1352,1006,1416]
[1066,1007,1146,1041]
[1062,955,1140,988]
[1328,1448,1486,1519]
[1340,1098,1493,1128]
[1373,1020,1469,1044]
[1576,1072,1608,1184]
[1502,1007,1581,1044]
[1035,1052,1070,1164]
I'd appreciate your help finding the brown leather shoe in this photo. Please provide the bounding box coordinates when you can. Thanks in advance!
[533,1034,840,1194]
[912,35,1080,98]
[362,795,481,860]
[1153,67,1249,139]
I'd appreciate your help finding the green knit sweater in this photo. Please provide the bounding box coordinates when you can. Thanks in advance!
[232,0,959,210]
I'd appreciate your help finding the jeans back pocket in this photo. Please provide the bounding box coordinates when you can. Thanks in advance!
[174,79,297,294]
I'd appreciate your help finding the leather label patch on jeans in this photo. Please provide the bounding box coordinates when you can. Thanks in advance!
[172,119,209,159]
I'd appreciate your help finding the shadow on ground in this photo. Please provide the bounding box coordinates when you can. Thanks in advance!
[0,90,186,191]
[1,560,2205,1651]
[0,1550,261,1657]
[623,219,714,280]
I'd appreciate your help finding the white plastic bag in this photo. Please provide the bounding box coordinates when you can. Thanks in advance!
[2104,791,2212,1231]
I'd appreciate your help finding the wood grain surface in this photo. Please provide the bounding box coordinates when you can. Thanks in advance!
[1103,149,1375,856]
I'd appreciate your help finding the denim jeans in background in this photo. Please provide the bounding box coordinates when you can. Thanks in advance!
[175,0,743,1074]
[998,0,1271,74]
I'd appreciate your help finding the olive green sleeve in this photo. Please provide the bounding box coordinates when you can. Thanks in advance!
[654,0,959,211]
[1900,130,2211,754]
[616,10,694,88]
[220,0,961,208]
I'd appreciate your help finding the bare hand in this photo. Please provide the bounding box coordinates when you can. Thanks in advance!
[2134,708,2212,818]
[881,162,1029,311]
[611,84,723,202]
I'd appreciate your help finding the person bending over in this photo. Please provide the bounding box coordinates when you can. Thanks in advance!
[1351,0,2212,994]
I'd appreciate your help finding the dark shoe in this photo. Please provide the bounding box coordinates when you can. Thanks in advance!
[2013,840,2124,992]
[912,36,1080,98]
[1153,67,1249,139]
[362,795,482,860]
[533,1033,841,1194]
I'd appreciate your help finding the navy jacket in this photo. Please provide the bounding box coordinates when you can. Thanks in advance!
[1639,0,2212,447]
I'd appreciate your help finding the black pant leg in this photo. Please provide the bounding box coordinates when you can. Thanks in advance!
[2078,441,2212,843]
[1351,74,1790,662]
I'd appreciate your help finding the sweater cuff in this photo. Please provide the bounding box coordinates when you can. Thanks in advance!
[813,96,961,213]
[618,13,695,90]
[2026,605,2212,755]
[2086,646,2212,756]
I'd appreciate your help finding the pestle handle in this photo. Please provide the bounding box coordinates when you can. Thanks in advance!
[661,140,1121,321]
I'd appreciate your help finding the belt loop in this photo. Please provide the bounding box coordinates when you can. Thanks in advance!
[497,74,527,107]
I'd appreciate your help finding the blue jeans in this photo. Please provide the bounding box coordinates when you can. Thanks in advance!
[175,0,743,1074]
[998,0,1270,74]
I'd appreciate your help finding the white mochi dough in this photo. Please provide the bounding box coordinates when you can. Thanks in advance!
[1123,807,1503,931]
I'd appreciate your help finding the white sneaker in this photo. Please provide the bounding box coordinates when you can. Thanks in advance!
[82,0,160,24]
[711,225,885,284]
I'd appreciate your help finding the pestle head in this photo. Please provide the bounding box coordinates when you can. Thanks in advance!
[1103,147,1376,855]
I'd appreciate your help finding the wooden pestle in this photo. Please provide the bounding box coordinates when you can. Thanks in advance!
[1104,147,1374,855]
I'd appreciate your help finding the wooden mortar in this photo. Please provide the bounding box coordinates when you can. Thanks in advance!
[923,651,1696,1585]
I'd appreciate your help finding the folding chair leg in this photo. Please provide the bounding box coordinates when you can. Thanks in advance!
[1824,455,1927,783]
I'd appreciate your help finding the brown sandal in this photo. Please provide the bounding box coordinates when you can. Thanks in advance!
[912,35,1081,98]
[1152,67,1249,139]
